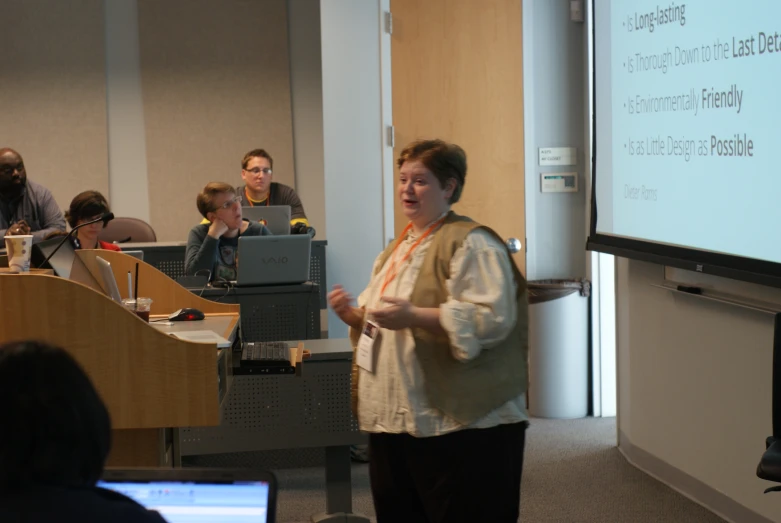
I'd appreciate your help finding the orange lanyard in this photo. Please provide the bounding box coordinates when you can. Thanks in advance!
[380,217,445,296]
[245,187,269,207]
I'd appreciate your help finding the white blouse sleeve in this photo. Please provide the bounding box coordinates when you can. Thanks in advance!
[356,253,385,309]
[439,228,518,362]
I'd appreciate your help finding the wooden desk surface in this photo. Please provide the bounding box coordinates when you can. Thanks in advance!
[288,338,353,361]
[149,313,239,342]
[0,268,53,275]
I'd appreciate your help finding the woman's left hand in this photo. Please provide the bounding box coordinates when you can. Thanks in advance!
[369,296,417,330]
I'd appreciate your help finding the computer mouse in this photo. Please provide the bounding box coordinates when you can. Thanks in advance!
[168,308,205,322]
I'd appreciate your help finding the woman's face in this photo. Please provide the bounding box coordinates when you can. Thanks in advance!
[208,192,243,230]
[398,160,454,225]
[75,215,104,244]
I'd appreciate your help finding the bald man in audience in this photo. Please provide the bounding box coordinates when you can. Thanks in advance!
[0,148,66,242]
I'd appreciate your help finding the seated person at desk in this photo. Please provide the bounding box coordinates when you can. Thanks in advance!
[186,182,270,281]
[0,147,66,242]
[64,190,121,251]
[238,148,310,232]
[0,340,166,523]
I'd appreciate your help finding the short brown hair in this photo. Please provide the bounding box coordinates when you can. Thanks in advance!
[396,139,467,204]
[0,340,111,489]
[65,190,110,228]
[196,182,235,218]
[242,149,273,170]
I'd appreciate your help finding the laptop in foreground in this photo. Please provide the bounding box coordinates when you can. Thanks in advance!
[98,468,277,523]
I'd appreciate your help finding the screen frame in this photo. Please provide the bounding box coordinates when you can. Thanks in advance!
[31,236,77,278]
[585,0,781,289]
[100,467,276,522]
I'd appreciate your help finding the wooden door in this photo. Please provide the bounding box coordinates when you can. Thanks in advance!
[390,0,526,274]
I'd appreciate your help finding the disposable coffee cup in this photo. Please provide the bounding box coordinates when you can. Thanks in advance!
[122,297,153,322]
[4,235,34,273]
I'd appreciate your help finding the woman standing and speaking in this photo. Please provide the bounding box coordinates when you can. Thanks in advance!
[328,139,530,523]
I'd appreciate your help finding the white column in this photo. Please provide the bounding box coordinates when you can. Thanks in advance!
[104,0,150,221]
[522,0,538,281]
[288,0,326,238]
[320,0,386,338]
[379,0,395,247]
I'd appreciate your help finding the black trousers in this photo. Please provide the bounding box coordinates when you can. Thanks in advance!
[368,421,528,523]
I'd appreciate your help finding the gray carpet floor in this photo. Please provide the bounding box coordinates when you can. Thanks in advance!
[273,417,727,523]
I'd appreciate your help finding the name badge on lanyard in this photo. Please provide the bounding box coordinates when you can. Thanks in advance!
[356,320,381,373]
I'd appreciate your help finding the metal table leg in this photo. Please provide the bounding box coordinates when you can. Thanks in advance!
[171,428,182,467]
[310,445,369,523]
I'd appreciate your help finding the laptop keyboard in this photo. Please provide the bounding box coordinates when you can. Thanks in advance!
[240,341,291,366]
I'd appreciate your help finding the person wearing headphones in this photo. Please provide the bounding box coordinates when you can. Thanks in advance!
[64,190,121,251]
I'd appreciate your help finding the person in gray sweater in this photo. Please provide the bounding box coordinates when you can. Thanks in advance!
[0,148,66,242]
[185,182,270,282]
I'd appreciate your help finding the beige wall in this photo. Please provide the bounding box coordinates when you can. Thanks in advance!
[0,0,108,215]
[617,258,780,521]
[2,0,295,242]
[137,0,295,241]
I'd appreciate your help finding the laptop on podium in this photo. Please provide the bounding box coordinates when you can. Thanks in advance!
[99,468,277,523]
[31,237,78,278]
[236,235,311,286]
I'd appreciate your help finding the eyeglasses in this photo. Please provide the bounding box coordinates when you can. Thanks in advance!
[0,162,24,176]
[244,167,272,175]
[214,195,242,210]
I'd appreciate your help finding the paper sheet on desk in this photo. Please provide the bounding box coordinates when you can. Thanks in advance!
[169,330,231,348]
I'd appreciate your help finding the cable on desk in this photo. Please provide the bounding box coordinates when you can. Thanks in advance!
[193,269,212,297]
[212,277,236,303]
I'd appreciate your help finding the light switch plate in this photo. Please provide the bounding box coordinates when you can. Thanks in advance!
[541,172,578,193]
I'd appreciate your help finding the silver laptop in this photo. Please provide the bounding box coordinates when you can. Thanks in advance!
[237,235,311,286]
[242,205,291,235]
[95,256,123,303]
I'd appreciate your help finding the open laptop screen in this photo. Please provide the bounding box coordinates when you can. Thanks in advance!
[242,205,291,236]
[31,236,77,278]
[98,469,275,523]
[236,235,311,286]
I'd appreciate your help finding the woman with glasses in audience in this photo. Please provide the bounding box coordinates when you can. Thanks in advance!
[64,190,121,251]
[185,182,271,282]
[0,340,166,522]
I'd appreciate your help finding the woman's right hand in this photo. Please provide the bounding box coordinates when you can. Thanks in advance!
[328,284,363,329]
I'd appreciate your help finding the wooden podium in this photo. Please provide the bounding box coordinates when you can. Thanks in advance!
[0,250,239,467]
